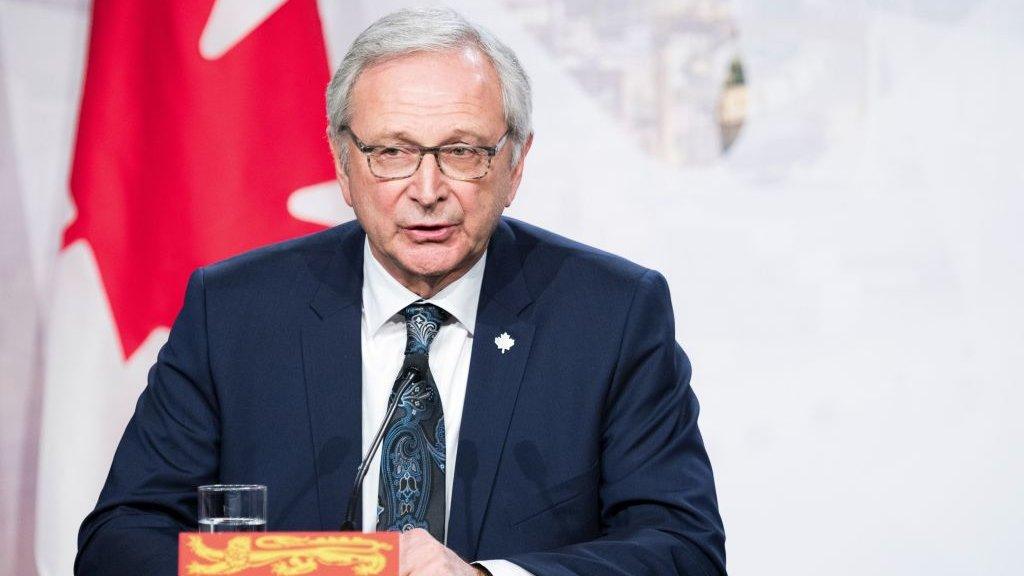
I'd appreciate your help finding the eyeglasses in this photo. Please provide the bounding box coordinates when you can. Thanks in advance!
[339,126,510,181]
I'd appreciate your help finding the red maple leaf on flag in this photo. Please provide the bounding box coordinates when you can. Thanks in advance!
[65,0,334,359]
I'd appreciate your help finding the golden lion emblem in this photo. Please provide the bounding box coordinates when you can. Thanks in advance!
[185,534,393,575]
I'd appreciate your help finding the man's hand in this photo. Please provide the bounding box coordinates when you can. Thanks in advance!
[399,528,483,576]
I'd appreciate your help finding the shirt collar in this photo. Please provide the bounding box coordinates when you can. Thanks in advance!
[362,239,485,336]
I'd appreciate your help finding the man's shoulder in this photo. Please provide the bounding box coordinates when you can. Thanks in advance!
[501,217,652,285]
[198,221,360,286]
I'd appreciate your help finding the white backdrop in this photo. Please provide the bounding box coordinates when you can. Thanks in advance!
[1,0,1022,574]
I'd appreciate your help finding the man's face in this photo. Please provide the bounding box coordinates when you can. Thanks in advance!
[331,48,531,296]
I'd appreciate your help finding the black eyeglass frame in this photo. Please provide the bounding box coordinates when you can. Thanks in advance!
[338,125,511,181]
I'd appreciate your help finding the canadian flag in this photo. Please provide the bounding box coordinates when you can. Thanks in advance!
[36,1,341,573]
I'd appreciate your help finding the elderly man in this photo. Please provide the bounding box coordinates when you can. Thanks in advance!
[77,8,725,576]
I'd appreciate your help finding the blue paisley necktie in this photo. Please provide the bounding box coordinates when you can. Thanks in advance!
[377,302,448,540]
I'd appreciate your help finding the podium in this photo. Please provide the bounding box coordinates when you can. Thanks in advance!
[178,532,399,575]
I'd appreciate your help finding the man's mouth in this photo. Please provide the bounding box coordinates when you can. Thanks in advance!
[402,223,457,242]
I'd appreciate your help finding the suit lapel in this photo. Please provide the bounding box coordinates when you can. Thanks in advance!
[448,221,534,559]
[302,223,365,530]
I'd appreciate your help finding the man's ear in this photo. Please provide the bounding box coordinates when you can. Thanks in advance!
[505,132,533,207]
[327,128,354,207]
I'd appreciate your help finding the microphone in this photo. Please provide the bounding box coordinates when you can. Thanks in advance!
[340,366,421,531]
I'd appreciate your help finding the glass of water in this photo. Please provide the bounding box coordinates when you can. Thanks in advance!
[198,484,267,532]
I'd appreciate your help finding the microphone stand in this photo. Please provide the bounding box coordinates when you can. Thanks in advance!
[340,367,421,531]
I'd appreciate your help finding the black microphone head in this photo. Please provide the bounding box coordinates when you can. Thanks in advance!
[341,357,426,531]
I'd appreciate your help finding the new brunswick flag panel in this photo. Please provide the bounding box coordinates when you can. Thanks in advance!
[178,532,399,575]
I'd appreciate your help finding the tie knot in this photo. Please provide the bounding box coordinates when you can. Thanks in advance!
[402,303,448,355]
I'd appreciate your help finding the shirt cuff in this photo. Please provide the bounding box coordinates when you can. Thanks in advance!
[474,559,536,576]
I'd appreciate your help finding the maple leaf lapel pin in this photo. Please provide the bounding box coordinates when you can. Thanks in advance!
[495,332,515,354]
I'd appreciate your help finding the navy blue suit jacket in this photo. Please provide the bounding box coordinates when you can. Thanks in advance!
[76,218,726,575]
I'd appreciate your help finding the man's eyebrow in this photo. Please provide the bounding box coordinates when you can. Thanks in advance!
[371,130,420,144]
[367,128,489,146]
[443,129,489,144]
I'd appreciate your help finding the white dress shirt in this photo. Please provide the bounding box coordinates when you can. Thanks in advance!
[359,241,532,576]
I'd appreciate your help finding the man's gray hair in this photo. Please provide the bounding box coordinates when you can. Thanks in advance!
[326,7,532,165]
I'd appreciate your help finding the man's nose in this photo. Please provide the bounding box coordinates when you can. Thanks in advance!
[407,152,447,205]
